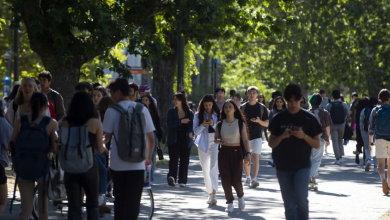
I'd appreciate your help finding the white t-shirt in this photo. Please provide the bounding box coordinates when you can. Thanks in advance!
[103,100,155,171]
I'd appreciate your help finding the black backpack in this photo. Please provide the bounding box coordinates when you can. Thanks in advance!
[329,101,346,124]
[363,107,372,131]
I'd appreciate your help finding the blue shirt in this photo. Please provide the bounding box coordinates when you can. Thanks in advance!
[193,111,218,153]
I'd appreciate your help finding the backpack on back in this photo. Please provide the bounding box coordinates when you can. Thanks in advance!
[110,103,146,163]
[59,125,93,173]
[363,107,372,132]
[329,101,346,124]
[10,116,51,214]
[375,105,390,136]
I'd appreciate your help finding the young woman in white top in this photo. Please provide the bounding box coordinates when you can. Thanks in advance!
[193,95,220,205]
[214,99,251,212]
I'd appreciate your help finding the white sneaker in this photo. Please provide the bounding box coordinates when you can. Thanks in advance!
[179,183,186,187]
[339,158,344,166]
[98,195,105,206]
[365,160,371,172]
[244,177,251,187]
[206,195,212,204]
[168,176,175,186]
[334,159,340,165]
[251,178,260,188]
[225,203,234,212]
[238,196,245,211]
[210,195,217,205]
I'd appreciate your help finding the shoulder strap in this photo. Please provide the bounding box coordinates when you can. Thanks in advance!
[259,103,264,118]
[110,103,127,114]
[134,102,144,113]
[241,103,246,112]
[38,116,51,128]
[13,102,18,113]
[217,120,223,133]
[20,115,29,129]
[328,98,331,104]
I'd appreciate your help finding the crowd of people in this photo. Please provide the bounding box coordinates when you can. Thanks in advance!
[0,71,389,220]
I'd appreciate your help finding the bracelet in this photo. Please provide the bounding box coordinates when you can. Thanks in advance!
[246,152,252,156]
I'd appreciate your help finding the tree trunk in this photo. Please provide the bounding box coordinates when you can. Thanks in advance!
[47,65,81,110]
[152,52,177,135]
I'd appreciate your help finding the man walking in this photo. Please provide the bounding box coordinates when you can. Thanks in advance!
[319,89,330,109]
[38,71,66,120]
[215,87,226,111]
[326,89,350,165]
[269,84,322,220]
[241,86,269,188]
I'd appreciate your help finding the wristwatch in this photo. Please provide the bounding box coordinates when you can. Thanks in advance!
[370,143,375,146]
[246,152,252,156]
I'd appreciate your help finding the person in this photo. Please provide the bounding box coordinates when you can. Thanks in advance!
[215,87,226,111]
[38,71,66,121]
[269,84,322,220]
[268,96,287,167]
[141,94,163,185]
[193,95,220,205]
[319,89,331,108]
[214,100,251,212]
[300,96,309,110]
[350,92,359,128]
[240,86,269,188]
[60,92,106,219]
[91,82,102,89]
[368,89,390,195]
[5,84,20,108]
[229,89,236,99]
[97,97,114,123]
[5,77,51,126]
[0,98,12,217]
[360,97,378,172]
[258,93,270,143]
[35,78,56,120]
[9,92,58,220]
[139,85,157,106]
[232,93,243,109]
[269,91,283,110]
[129,82,142,102]
[103,78,155,219]
[362,94,369,99]
[326,89,350,165]
[355,98,369,165]
[93,86,107,105]
[258,93,266,105]
[166,93,194,187]
[75,82,94,96]
[308,94,332,187]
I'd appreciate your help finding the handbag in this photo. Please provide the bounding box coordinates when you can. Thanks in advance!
[157,144,164,160]
[48,168,67,201]
[343,123,354,139]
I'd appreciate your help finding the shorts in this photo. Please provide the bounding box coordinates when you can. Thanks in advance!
[18,174,48,183]
[375,139,390,159]
[249,138,262,155]
[0,166,6,185]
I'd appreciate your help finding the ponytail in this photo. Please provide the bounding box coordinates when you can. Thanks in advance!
[30,93,48,121]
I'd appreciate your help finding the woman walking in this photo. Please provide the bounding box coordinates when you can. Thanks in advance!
[193,95,220,205]
[142,94,163,185]
[269,96,287,124]
[214,100,251,212]
[166,93,194,187]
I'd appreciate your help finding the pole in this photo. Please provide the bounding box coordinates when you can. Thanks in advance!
[177,31,185,91]
[13,25,20,82]
[7,58,10,78]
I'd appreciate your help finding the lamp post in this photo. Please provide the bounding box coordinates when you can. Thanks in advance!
[3,49,11,78]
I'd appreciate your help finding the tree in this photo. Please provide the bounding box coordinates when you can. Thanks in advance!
[9,0,131,106]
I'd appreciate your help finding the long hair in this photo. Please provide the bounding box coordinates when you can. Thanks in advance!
[220,99,248,138]
[14,77,40,105]
[174,93,190,114]
[8,85,20,102]
[66,92,98,126]
[141,94,159,118]
[356,98,369,114]
[30,93,48,122]
[97,96,114,114]
[272,96,287,111]
[197,94,220,126]
[258,93,266,105]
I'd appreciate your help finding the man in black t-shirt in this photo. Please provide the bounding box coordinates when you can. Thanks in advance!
[269,84,322,220]
[241,86,269,188]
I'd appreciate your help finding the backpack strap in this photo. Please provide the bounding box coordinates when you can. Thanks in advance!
[241,102,246,113]
[77,126,83,158]
[64,127,72,160]
[38,116,51,128]
[20,115,30,129]
[51,90,57,113]
[238,120,246,155]
[110,103,127,114]
[134,103,145,159]
[13,102,18,113]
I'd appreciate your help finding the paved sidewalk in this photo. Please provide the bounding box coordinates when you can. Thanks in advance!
[3,140,389,219]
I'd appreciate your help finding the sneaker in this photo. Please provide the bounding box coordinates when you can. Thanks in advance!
[179,183,186,187]
[311,176,318,185]
[206,195,212,204]
[168,176,175,186]
[225,203,234,212]
[210,195,217,205]
[238,196,245,211]
[268,159,274,167]
[324,148,328,154]
[374,167,378,172]
[353,151,357,155]
[150,182,154,186]
[365,160,371,172]
[251,178,260,188]
[382,180,390,195]
[244,177,251,187]
[98,195,105,206]
[334,159,340,165]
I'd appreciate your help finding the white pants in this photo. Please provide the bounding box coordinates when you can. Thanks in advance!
[198,133,219,194]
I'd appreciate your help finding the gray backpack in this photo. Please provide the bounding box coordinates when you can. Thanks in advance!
[59,125,94,173]
[110,103,146,163]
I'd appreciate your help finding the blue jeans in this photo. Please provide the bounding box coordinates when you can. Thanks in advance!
[310,139,324,176]
[277,168,310,220]
[151,133,157,182]
[95,153,107,194]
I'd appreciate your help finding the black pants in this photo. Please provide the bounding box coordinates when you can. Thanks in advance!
[167,144,191,184]
[111,169,144,220]
[64,161,99,220]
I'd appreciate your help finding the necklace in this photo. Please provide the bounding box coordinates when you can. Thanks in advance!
[225,119,235,126]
